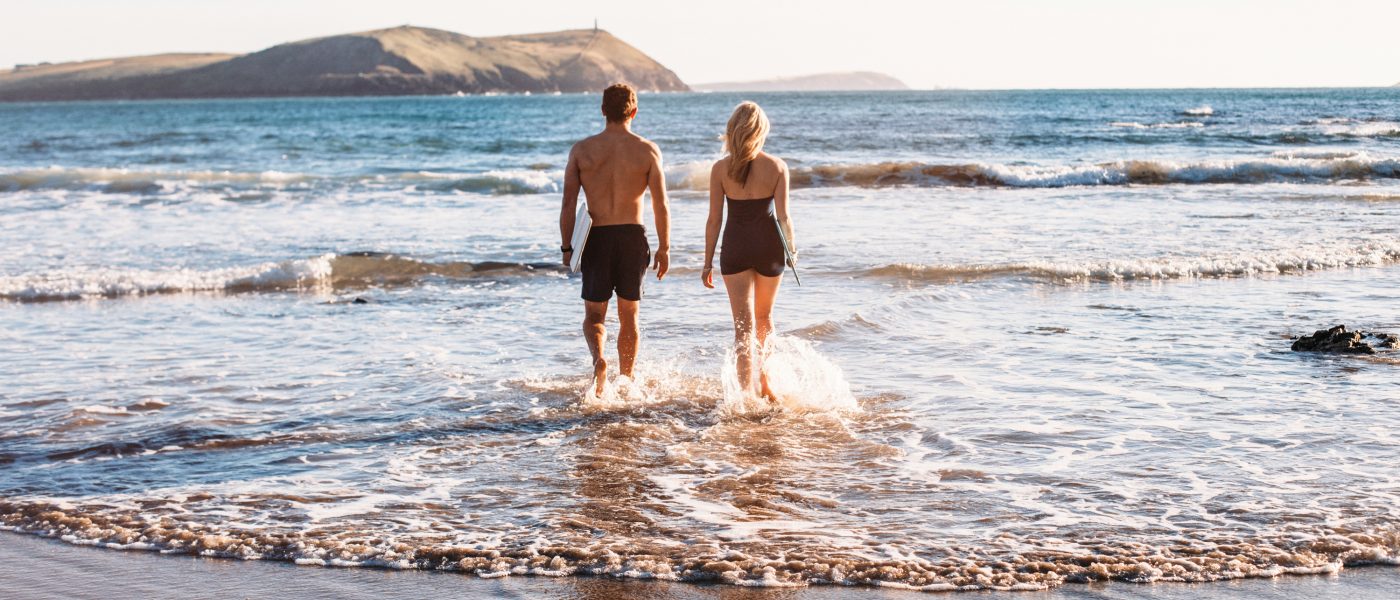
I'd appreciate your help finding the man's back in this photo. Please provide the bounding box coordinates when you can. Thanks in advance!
[558,82,670,397]
[571,130,659,226]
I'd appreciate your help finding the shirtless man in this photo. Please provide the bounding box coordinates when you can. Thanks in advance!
[560,83,671,395]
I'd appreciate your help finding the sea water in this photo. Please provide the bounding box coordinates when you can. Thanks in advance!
[0,90,1398,591]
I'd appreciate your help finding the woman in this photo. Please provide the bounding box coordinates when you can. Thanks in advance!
[702,101,796,402]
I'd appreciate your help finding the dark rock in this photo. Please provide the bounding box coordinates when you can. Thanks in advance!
[1291,325,1397,355]
[352,297,369,305]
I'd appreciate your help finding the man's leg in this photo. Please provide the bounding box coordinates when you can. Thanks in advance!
[584,300,609,395]
[616,298,640,378]
[613,226,649,381]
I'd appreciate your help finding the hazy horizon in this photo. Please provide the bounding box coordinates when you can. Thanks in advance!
[3,0,1399,89]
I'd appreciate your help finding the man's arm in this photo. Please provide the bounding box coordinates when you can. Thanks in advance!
[647,144,670,280]
[560,146,581,267]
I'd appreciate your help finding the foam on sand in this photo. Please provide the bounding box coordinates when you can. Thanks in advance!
[1,500,1396,591]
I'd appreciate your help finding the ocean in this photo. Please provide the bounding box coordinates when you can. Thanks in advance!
[0,89,1398,592]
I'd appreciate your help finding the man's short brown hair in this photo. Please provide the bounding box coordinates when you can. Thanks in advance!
[601,83,637,123]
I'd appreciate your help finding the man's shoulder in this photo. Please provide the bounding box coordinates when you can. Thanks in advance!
[629,133,661,155]
[571,133,604,152]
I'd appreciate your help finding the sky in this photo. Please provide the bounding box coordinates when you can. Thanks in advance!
[3,0,1398,89]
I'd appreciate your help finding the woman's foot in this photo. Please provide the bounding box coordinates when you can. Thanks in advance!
[593,357,608,396]
[759,370,778,404]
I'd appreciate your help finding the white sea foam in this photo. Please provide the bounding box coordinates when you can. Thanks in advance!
[409,169,563,194]
[76,405,128,415]
[0,167,309,194]
[868,239,1400,283]
[10,152,1400,197]
[0,166,563,196]
[664,161,714,191]
[0,255,336,301]
[0,254,561,302]
[1108,121,1204,129]
[776,153,1400,189]
[1320,120,1400,138]
[1270,149,1362,160]
[720,336,858,416]
[1182,105,1214,116]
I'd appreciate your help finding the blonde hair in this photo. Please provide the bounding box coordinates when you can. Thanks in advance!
[724,101,770,185]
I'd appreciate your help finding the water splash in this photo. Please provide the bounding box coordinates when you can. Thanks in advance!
[720,336,859,416]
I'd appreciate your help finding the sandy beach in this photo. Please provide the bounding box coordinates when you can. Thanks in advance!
[2,531,1397,599]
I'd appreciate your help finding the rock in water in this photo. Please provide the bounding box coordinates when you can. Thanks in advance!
[1291,325,1398,354]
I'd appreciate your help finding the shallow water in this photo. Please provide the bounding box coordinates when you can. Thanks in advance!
[1,90,1398,592]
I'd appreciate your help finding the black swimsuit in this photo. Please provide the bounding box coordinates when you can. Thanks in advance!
[580,224,650,302]
[720,196,786,277]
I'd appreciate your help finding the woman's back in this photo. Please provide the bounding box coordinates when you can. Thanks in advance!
[718,153,782,200]
[702,100,792,402]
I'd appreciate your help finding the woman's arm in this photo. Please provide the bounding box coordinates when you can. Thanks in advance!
[702,161,725,288]
[774,158,795,255]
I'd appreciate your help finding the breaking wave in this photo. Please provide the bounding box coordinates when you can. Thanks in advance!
[863,240,1400,284]
[0,167,311,194]
[1108,121,1205,129]
[10,152,1400,198]
[0,253,563,302]
[0,167,563,196]
[774,154,1400,189]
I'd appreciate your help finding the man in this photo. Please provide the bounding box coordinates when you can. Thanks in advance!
[560,83,671,396]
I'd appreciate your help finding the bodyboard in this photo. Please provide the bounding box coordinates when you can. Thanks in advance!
[775,219,801,286]
[570,199,590,273]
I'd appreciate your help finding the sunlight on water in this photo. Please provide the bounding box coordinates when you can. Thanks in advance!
[1,91,1399,592]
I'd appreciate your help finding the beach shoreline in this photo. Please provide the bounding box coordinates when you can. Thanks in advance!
[3,90,1399,596]
[3,531,1397,599]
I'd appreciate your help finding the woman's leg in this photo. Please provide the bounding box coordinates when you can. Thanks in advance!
[722,271,757,393]
[752,274,783,401]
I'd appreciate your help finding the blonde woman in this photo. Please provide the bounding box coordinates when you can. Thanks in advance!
[702,101,796,402]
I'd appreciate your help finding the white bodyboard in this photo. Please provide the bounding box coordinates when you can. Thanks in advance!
[775,219,800,285]
[569,199,591,273]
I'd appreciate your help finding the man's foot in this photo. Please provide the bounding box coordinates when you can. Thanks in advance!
[593,357,608,396]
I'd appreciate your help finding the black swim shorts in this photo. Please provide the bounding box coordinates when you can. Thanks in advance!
[580,224,650,302]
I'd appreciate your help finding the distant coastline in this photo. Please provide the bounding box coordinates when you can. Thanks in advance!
[0,25,688,102]
[693,71,909,92]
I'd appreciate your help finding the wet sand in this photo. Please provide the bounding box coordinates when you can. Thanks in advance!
[3,532,1396,599]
